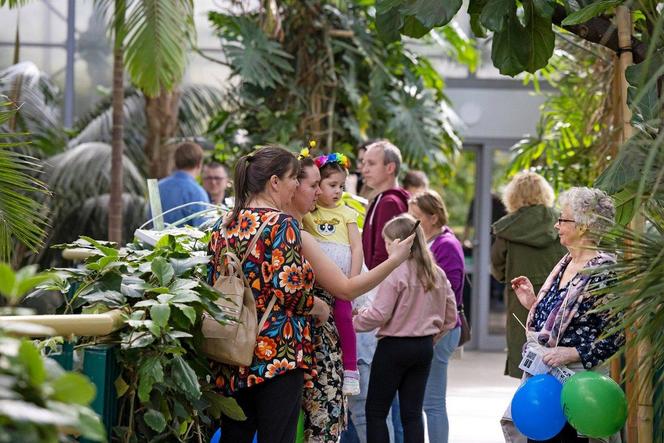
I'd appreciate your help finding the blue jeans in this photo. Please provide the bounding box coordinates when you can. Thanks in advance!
[423,327,461,443]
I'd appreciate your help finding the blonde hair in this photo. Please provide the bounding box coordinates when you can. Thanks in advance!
[502,171,555,213]
[409,190,448,227]
[382,214,441,292]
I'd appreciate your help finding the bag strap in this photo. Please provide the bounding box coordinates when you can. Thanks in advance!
[257,295,278,338]
[221,211,280,267]
[221,211,282,337]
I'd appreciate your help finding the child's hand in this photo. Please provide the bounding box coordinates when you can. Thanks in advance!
[310,296,330,326]
[386,233,415,263]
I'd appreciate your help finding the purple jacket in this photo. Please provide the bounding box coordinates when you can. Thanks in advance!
[429,226,465,328]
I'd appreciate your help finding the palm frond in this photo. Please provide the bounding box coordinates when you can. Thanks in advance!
[177,85,225,137]
[0,0,31,8]
[0,62,66,154]
[124,0,195,97]
[597,221,664,442]
[0,102,50,263]
[69,92,147,170]
[45,142,145,228]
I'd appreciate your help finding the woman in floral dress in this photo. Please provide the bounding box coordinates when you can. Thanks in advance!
[207,146,329,443]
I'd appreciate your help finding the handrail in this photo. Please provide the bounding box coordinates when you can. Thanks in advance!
[0,309,125,337]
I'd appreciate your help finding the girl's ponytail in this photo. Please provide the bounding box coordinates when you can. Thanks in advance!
[383,214,441,292]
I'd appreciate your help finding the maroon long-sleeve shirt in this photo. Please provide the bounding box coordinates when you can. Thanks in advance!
[362,188,410,269]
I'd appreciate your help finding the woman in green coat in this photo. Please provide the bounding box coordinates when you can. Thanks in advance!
[491,172,566,378]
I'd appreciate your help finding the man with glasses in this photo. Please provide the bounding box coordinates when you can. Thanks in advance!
[202,161,231,207]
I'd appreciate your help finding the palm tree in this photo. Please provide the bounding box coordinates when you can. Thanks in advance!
[99,0,196,179]
[109,0,127,244]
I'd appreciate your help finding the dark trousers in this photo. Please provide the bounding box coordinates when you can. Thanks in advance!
[528,423,589,443]
[221,369,304,443]
[366,336,433,443]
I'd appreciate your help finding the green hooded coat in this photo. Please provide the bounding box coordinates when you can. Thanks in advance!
[491,205,566,378]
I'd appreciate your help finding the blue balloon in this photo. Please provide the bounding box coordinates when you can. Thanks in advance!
[511,374,567,441]
[210,428,257,443]
[210,428,221,443]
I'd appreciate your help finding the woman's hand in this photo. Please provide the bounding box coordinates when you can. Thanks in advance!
[511,276,536,309]
[542,346,580,367]
[386,233,416,263]
[310,296,330,326]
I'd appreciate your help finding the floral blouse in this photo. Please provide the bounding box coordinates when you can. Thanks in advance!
[532,263,623,369]
[207,208,316,395]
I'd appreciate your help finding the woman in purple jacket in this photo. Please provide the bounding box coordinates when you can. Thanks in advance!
[409,190,465,443]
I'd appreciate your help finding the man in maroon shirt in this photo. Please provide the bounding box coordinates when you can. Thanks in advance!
[361,140,410,270]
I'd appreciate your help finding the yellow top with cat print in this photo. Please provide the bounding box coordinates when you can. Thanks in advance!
[303,201,359,246]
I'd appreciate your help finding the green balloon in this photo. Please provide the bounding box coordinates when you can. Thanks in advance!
[561,371,627,438]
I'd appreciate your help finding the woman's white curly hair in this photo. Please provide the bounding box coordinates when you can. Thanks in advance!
[558,187,615,234]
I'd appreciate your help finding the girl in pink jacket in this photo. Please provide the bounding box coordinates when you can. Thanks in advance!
[353,214,458,443]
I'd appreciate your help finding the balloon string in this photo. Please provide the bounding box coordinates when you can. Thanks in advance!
[512,313,527,330]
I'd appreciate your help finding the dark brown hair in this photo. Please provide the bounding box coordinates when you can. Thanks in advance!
[403,170,428,190]
[298,157,316,180]
[174,141,204,169]
[226,146,299,227]
[319,162,348,181]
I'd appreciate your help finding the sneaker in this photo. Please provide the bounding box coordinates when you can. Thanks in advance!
[343,370,361,396]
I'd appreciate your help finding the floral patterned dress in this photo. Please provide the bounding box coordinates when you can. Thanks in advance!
[532,259,623,369]
[207,208,316,395]
[302,242,350,443]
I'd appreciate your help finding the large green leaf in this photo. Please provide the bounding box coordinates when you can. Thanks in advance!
[376,7,404,42]
[143,408,167,432]
[123,0,194,97]
[399,0,463,28]
[75,405,107,442]
[150,303,171,328]
[17,340,46,387]
[401,16,430,38]
[480,0,514,32]
[625,53,664,130]
[561,0,623,26]
[491,12,527,76]
[50,373,96,405]
[211,15,293,89]
[523,0,555,72]
[170,356,200,400]
[151,257,174,287]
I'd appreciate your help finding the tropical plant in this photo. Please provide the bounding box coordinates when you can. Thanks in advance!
[0,263,105,443]
[45,234,242,442]
[374,0,655,76]
[0,100,49,265]
[0,330,107,442]
[204,0,471,174]
[507,39,618,192]
[97,0,197,179]
[0,62,224,266]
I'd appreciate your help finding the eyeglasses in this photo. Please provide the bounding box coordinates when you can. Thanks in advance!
[203,176,228,182]
[557,218,576,224]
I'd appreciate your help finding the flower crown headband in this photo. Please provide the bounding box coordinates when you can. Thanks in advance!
[314,152,351,170]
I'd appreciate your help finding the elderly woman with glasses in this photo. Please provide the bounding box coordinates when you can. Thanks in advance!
[506,187,624,443]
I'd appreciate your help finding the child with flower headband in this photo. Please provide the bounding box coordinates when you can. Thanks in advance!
[303,151,364,396]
